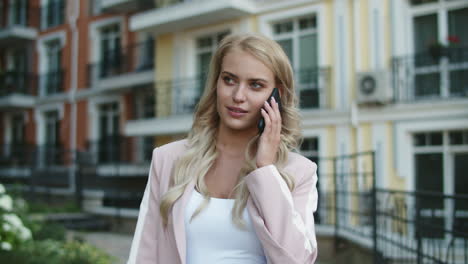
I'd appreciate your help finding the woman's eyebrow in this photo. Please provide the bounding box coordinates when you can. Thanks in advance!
[221,71,268,83]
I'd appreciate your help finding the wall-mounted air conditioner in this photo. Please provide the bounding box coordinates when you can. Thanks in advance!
[356,71,392,105]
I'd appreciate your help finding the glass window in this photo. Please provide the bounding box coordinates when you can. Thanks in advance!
[100,24,121,78]
[413,14,438,55]
[272,15,319,109]
[11,114,25,145]
[195,31,230,99]
[45,110,59,146]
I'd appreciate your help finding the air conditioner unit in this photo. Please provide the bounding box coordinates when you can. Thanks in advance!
[356,71,392,105]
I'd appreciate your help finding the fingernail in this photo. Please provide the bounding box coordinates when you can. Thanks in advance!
[271,97,276,103]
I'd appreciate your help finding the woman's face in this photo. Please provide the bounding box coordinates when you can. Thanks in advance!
[216,49,276,133]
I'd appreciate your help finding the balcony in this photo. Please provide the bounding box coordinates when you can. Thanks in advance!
[87,41,155,93]
[0,4,39,47]
[0,144,72,187]
[125,67,331,136]
[130,0,255,34]
[393,47,468,103]
[39,70,66,97]
[101,0,155,13]
[86,136,152,177]
[0,71,37,108]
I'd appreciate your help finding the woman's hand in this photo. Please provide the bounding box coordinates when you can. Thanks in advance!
[256,96,282,168]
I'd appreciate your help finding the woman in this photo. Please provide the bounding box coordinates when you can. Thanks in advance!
[127,33,318,264]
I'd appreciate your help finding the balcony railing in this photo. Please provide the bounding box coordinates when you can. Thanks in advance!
[86,136,153,165]
[393,47,468,102]
[296,67,330,109]
[0,144,72,168]
[40,70,65,96]
[100,0,155,13]
[41,0,65,30]
[151,66,330,119]
[87,41,155,86]
[0,71,37,96]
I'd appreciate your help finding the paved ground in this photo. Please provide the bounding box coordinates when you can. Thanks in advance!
[69,231,133,264]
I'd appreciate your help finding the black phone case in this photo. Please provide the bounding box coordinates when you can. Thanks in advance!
[258,88,282,134]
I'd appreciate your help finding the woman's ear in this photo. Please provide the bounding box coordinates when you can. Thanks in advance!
[276,83,284,98]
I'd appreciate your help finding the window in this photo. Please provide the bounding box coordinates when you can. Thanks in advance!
[413,130,468,238]
[44,39,63,95]
[9,0,27,26]
[272,15,319,108]
[43,0,65,29]
[195,31,229,96]
[8,48,28,94]
[100,24,121,78]
[411,1,468,99]
[134,88,155,119]
[44,110,61,165]
[136,35,155,71]
[11,113,25,146]
[98,102,120,163]
[300,137,321,224]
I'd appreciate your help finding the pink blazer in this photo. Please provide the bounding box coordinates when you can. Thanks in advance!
[127,139,318,264]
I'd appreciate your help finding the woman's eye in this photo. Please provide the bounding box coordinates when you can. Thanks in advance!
[251,82,263,89]
[223,76,235,84]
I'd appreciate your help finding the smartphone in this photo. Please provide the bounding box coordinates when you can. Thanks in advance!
[258,87,282,134]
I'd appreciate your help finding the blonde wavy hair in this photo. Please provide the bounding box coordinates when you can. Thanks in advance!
[160,33,302,229]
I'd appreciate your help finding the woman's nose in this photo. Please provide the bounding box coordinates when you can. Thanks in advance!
[232,84,247,103]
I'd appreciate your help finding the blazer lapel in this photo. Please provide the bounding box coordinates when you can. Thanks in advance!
[172,177,196,264]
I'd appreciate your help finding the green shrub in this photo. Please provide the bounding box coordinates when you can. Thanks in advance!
[0,239,115,264]
[32,221,66,241]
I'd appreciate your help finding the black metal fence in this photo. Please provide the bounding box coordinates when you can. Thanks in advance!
[317,151,468,264]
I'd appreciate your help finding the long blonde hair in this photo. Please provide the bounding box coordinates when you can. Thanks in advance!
[159,33,302,229]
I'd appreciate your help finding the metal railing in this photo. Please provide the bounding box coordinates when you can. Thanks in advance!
[87,41,155,86]
[392,47,468,102]
[296,67,331,109]
[316,151,468,263]
[375,189,468,264]
[130,66,331,120]
[0,144,73,168]
[86,135,153,165]
[0,71,37,96]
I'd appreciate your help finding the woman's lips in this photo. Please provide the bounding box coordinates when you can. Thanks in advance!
[227,106,248,118]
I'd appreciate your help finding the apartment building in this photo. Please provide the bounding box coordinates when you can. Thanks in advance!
[1,0,467,262]
[0,0,155,210]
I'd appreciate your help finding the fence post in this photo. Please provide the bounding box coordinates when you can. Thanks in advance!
[415,191,422,264]
[74,150,83,210]
[333,157,339,246]
[371,151,378,264]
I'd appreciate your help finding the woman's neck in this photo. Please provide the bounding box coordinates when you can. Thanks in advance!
[216,124,257,158]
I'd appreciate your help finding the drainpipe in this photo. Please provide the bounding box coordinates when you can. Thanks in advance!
[67,0,79,202]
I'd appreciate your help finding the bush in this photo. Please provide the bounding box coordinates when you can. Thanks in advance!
[0,239,115,264]
[0,184,32,251]
[0,184,115,263]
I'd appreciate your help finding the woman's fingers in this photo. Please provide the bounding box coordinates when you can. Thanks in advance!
[263,98,280,138]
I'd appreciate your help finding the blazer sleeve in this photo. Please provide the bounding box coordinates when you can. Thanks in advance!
[245,160,318,264]
[127,148,161,264]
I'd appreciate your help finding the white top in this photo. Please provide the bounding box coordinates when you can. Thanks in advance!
[185,189,267,264]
